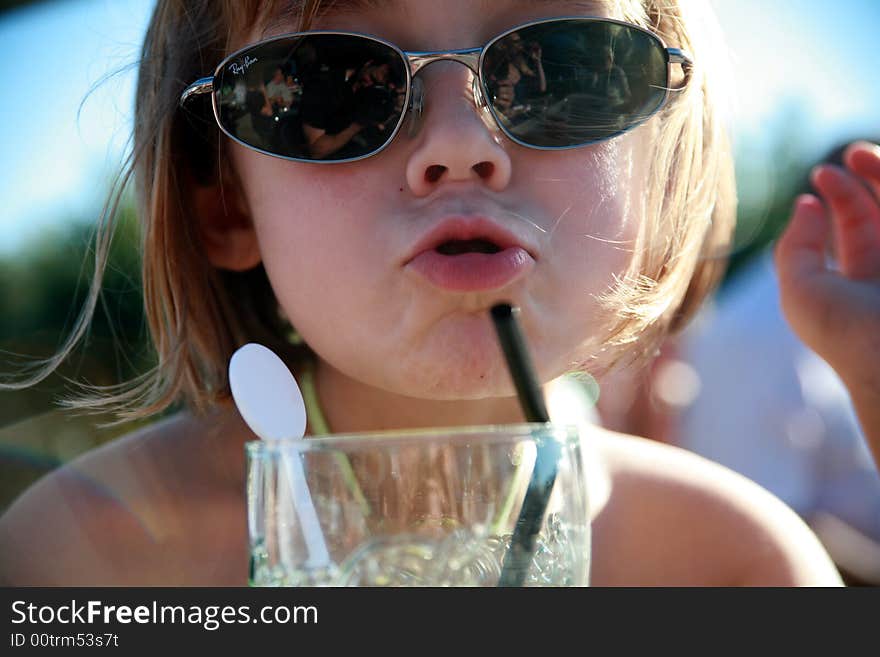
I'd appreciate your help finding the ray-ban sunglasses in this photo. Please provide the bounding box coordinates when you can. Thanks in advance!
[180,16,692,163]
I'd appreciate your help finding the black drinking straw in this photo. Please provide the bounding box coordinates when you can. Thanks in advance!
[491,303,561,587]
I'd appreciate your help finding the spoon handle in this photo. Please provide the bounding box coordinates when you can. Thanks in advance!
[282,450,331,569]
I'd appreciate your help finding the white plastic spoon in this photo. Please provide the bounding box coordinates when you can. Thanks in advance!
[229,343,331,569]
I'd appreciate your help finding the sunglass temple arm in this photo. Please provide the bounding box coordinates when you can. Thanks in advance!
[179,77,214,108]
[667,48,694,80]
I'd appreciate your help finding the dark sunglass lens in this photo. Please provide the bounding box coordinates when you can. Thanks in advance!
[215,35,407,161]
[484,20,668,147]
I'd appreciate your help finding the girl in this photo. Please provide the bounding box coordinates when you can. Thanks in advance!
[1,0,876,586]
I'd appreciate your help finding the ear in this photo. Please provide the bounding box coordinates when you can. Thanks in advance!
[192,180,262,272]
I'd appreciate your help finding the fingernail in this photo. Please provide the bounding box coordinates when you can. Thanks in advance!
[795,193,815,207]
[846,140,880,162]
[852,140,880,155]
[812,163,848,186]
[795,194,822,216]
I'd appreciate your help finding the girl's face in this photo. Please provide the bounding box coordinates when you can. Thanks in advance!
[231,0,649,399]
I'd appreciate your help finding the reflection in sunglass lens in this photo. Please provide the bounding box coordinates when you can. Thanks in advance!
[483,20,668,147]
[215,35,408,161]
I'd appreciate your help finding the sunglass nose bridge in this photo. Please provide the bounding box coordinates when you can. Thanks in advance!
[406,48,481,77]
[404,48,485,138]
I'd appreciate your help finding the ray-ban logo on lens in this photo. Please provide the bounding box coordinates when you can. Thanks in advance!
[229,55,258,75]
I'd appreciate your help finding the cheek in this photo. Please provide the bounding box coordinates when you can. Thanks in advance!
[531,136,643,291]
[521,136,646,368]
[236,148,388,256]
[232,147,394,311]
[242,160,378,236]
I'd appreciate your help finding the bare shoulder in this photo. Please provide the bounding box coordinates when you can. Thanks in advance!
[0,406,250,585]
[589,428,842,586]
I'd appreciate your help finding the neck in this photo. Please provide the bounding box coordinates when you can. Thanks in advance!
[311,358,557,434]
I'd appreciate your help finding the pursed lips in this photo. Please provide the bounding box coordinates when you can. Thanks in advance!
[401,215,539,292]
[402,215,539,265]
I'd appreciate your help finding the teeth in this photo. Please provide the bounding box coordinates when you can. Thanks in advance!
[436,239,502,255]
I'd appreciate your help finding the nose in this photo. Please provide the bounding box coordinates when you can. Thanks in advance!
[405,62,512,196]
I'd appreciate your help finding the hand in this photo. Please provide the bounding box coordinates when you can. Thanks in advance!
[774,141,880,466]
[492,79,515,110]
[529,43,542,63]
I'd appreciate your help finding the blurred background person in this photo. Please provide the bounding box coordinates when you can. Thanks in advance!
[598,140,880,585]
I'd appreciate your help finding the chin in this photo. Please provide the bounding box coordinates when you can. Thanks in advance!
[416,366,517,400]
[381,310,574,399]
[380,347,536,402]
[384,372,514,402]
[407,319,513,391]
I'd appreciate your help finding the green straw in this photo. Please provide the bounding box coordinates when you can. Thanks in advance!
[490,303,561,587]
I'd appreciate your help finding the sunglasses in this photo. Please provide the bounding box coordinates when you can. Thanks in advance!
[179,17,692,163]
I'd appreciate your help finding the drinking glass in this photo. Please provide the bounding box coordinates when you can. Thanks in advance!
[246,423,590,586]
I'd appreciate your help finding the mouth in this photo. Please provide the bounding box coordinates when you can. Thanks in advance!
[434,238,504,256]
[404,216,537,262]
[403,217,537,292]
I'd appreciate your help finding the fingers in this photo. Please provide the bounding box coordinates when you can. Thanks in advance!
[774,194,873,367]
[775,194,831,286]
[774,194,842,351]
[844,141,880,200]
[811,158,880,279]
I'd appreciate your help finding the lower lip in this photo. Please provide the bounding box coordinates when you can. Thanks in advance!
[405,247,535,292]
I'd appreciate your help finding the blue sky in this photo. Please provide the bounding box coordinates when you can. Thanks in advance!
[713,0,879,142]
[0,0,878,253]
[0,0,155,252]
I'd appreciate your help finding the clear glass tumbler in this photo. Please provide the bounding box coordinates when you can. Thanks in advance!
[246,423,590,586]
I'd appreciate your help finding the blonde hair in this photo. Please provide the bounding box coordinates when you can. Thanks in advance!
[589,0,737,374]
[1,0,735,421]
